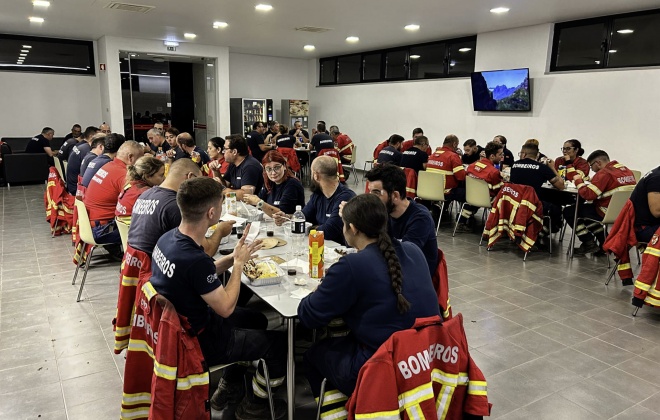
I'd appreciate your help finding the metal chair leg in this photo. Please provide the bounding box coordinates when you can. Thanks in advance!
[71,252,83,285]
[77,246,96,302]
[632,307,640,317]
[316,378,328,420]
[258,359,276,420]
[435,202,445,235]
[605,262,619,286]
[452,203,466,237]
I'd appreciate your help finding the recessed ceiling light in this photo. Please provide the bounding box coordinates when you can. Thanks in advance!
[458,47,472,52]
[609,49,617,53]
[450,61,456,67]
[255,4,273,11]
[346,36,359,43]
[617,29,634,34]
[404,24,420,31]
[207,63,214,67]
[29,16,45,23]
[23,45,32,48]
[161,72,167,75]
[304,45,315,51]
[130,53,137,57]
[595,60,601,64]
[213,21,228,28]
[163,40,179,47]
[409,54,421,59]
[184,33,196,39]
[21,49,29,53]
[490,7,510,14]
[32,0,50,7]
[19,53,27,57]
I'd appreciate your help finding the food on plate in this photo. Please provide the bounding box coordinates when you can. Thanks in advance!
[243,259,279,280]
[334,248,348,256]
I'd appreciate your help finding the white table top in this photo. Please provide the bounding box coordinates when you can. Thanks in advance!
[219,222,341,318]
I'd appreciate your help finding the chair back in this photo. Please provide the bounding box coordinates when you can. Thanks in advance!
[54,157,65,180]
[278,147,301,173]
[416,170,445,202]
[602,187,635,225]
[631,170,642,183]
[74,200,97,246]
[465,176,492,208]
[116,217,130,251]
[349,145,357,165]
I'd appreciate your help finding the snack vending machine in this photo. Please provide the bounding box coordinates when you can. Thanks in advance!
[281,99,309,130]
[230,98,274,136]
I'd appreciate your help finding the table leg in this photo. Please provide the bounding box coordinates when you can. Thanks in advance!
[286,317,295,420]
[568,198,579,259]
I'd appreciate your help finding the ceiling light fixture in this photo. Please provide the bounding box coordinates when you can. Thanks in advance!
[617,29,634,34]
[29,16,45,23]
[161,72,167,75]
[32,0,50,7]
[255,4,273,11]
[19,53,27,57]
[304,45,315,51]
[21,49,30,53]
[450,61,456,67]
[346,36,359,43]
[130,53,137,57]
[184,33,196,39]
[490,7,509,14]
[207,63,214,67]
[595,60,601,64]
[458,47,472,52]
[409,54,421,59]
[609,49,617,53]
[23,45,32,48]
[404,24,420,31]
[213,21,228,28]
[163,41,179,47]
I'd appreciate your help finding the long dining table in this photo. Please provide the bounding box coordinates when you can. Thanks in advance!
[539,181,582,258]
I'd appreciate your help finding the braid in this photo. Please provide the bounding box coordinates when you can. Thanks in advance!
[377,232,410,314]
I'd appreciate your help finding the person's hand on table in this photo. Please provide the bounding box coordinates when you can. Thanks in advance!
[218,220,235,237]
[243,194,260,206]
[273,211,289,226]
[166,149,176,159]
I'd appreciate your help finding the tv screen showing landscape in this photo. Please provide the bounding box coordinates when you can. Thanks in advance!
[471,68,531,112]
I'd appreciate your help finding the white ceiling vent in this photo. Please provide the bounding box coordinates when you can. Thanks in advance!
[295,26,332,33]
[105,2,155,13]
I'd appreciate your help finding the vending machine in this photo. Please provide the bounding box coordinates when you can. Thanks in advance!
[281,99,309,130]
[230,98,274,136]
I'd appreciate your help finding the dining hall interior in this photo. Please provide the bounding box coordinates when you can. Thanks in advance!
[1,0,660,419]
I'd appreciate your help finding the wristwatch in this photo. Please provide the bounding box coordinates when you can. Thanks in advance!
[256,200,265,210]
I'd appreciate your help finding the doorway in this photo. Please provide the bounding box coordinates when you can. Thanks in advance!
[119,52,217,148]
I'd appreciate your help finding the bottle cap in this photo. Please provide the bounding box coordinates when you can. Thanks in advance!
[310,230,317,235]
[295,205,302,211]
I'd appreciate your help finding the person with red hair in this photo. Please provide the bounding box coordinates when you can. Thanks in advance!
[244,150,305,216]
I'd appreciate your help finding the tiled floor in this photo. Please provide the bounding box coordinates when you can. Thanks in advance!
[1,179,659,419]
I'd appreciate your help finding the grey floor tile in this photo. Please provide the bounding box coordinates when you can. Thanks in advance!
[61,369,122,408]
[532,321,592,346]
[588,368,657,403]
[477,339,538,371]
[614,356,660,386]
[544,347,610,378]
[0,341,55,369]
[571,338,636,365]
[472,315,527,338]
[596,328,656,354]
[611,404,660,420]
[500,394,601,420]
[506,330,566,356]
[580,307,636,328]
[57,348,117,381]
[472,296,520,314]
[0,382,65,419]
[66,395,121,420]
[638,392,660,415]
[0,359,60,395]
[486,369,556,408]
[557,314,616,337]
[559,380,635,418]
[499,308,554,329]
[523,301,574,321]
[0,322,52,351]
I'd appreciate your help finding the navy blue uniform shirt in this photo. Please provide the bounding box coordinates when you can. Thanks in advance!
[302,183,356,245]
[389,199,438,275]
[258,177,306,215]
[223,155,264,194]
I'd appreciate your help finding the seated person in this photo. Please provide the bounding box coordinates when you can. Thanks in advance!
[66,126,100,195]
[365,163,438,274]
[376,134,404,166]
[492,135,514,168]
[164,127,181,161]
[461,139,484,165]
[565,150,636,255]
[58,124,82,161]
[274,125,300,149]
[399,135,429,173]
[246,121,274,163]
[276,156,355,245]
[329,125,354,164]
[510,143,564,241]
[205,136,230,178]
[221,135,264,200]
[150,178,288,419]
[456,141,504,232]
[115,156,166,225]
[298,194,440,413]
[400,127,432,155]
[244,150,305,216]
[264,120,280,146]
[523,138,547,161]
[145,128,170,160]
[630,168,660,243]
[555,139,590,181]
[288,120,309,143]
[372,138,390,161]
[79,135,107,185]
[427,134,466,203]
[82,133,125,187]
[310,122,335,155]
[177,132,211,168]
[26,127,57,166]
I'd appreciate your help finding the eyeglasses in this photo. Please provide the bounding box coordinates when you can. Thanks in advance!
[589,161,599,168]
[264,165,283,173]
[561,147,576,152]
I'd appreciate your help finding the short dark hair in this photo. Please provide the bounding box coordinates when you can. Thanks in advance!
[252,121,265,130]
[484,141,502,159]
[412,127,424,136]
[177,177,225,223]
[522,143,539,156]
[41,127,54,135]
[90,135,106,149]
[365,163,407,199]
[329,126,340,135]
[267,120,278,129]
[443,134,458,145]
[388,134,404,145]
[104,133,126,153]
[317,122,326,133]
[226,135,249,156]
[72,124,81,129]
[414,135,428,146]
[494,135,507,145]
[84,126,99,139]
[165,127,180,137]
[587,149,609,163]
[564,139,585,157]
[463,139,477,147]
[208,136,223,150]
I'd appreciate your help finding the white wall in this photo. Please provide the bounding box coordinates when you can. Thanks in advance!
[229,53,308,123]
[308,23,660,173]
[0,64,101,136]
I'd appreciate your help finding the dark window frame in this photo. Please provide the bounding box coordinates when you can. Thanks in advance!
[336,54,363,85]
[0,33,95,76]
[319,57,338,85]
[550,8,660,72]
[319,35,476,85]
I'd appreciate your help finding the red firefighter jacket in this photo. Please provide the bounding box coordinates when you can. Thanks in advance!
[336,134,355,161]
[433,249,452,321]
[318,148,346,183]
[116,181,150,225]
[555,156,590,181]
[574,161,636,217]
[634,229,660,307]
[484,183,544,252]
[346,314,491,419]
[44,166,75,236]
[467,159,503,198]
[121,281,210,420]
[373,140,389,160]
[402,168,418,199]
[426,147,466,193]
[278,147,302,173]
[603,200,637,283]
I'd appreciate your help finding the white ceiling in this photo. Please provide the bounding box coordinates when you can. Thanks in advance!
[1,0,659,59]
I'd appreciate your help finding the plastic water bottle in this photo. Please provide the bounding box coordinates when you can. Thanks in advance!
[292,205,306,257]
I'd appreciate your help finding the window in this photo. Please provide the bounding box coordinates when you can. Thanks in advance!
[0,33,94,75]
[318,35,476,85]
[551,8,660,71]
[337,54,361,84]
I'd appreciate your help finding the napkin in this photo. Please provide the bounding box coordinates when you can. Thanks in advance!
[290,289,312,299]
[220,214,247,224]
[281,258,309,274]
[244,221,260,244]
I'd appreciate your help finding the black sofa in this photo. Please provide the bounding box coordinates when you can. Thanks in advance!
[1,136,65,188]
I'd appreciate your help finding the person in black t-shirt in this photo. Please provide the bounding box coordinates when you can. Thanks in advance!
[64,124,82,141]
[400,135,429,173]
[377,134,404,165]
[246,121,274,162]
[274,125,301,149]
[264,120,280,146]
[630,166,660,243]
[222,135,264,200]
[65,126,99,194]
[177,132,211,168]
[26,127,57,165]
[145,128,170,160]
[310,121,334,155]
[462,139,484,165]
[149,177,288,419]
[288,120,309,143]
[493,135,514,168]
[80,135,108,186]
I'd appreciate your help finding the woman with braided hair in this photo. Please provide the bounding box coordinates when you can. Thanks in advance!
[298,193,439,408]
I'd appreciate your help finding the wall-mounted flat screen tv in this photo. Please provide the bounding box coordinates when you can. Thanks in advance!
[470,68,530,112]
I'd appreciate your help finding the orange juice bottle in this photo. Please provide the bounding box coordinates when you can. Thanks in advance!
[309,230,324,279]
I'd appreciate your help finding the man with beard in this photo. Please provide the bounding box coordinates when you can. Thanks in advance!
[364,164,437,275]
[246,121,274,163]
[221,135,264,199]
[274,156,355,245]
